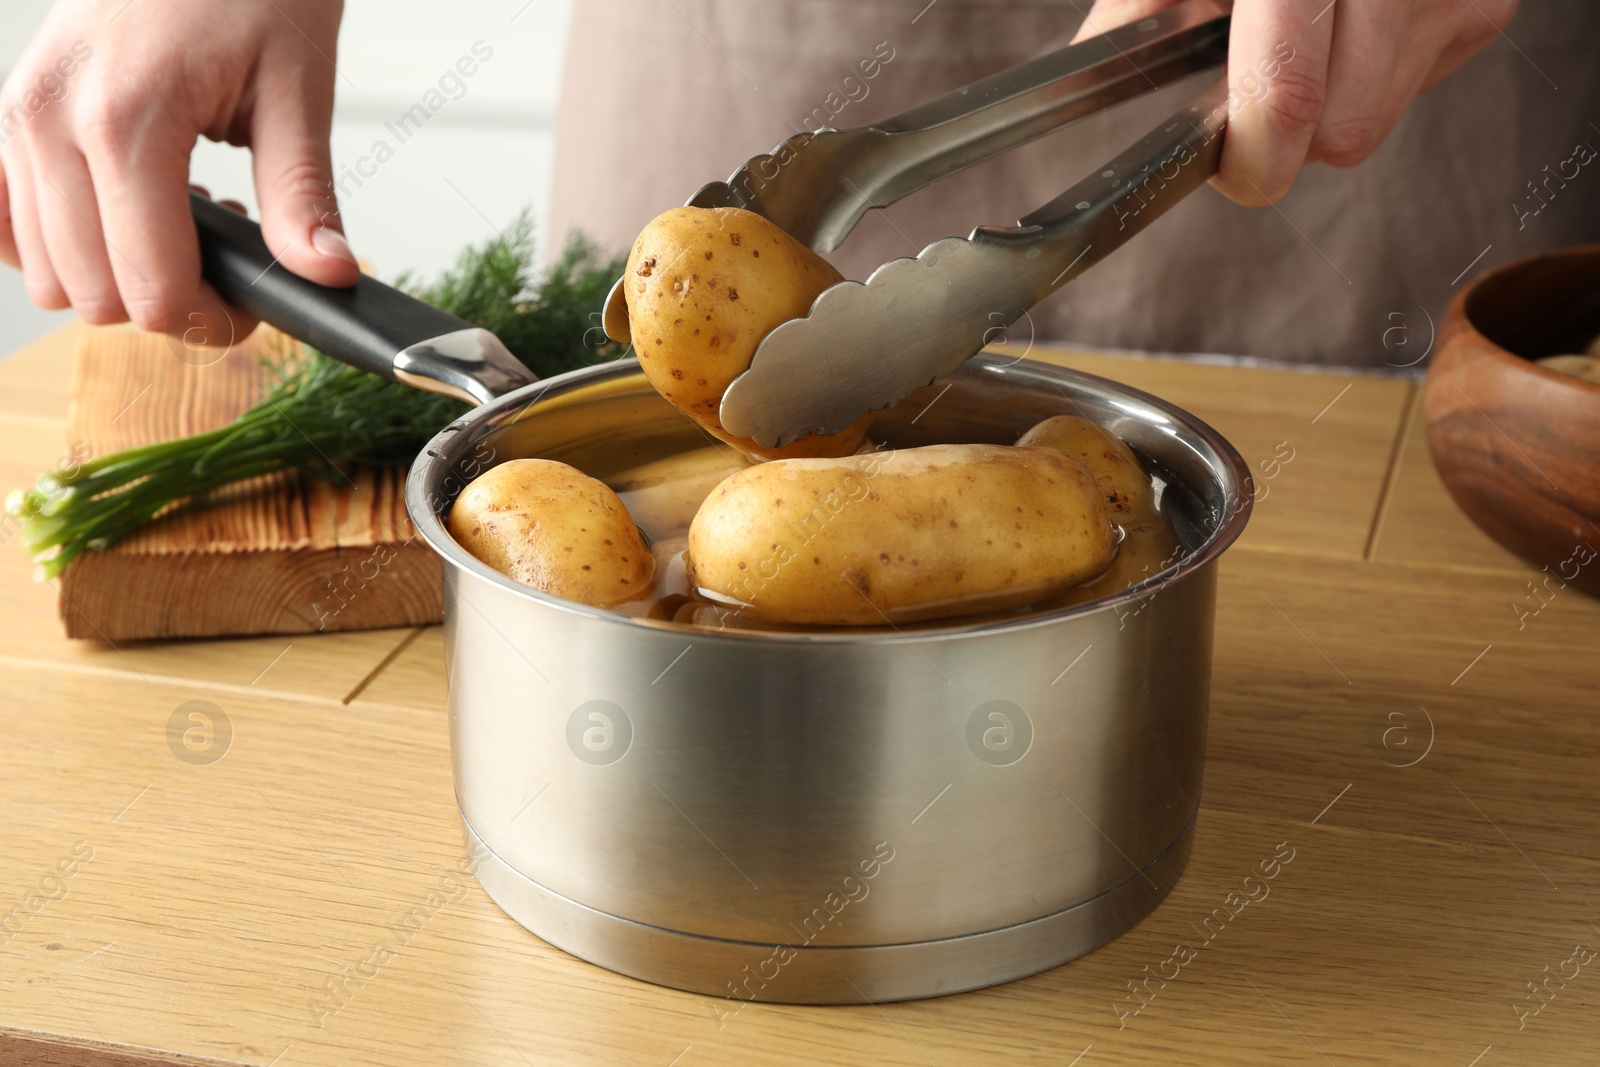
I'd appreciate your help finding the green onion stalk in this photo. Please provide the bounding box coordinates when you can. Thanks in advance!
[8,214,627,580]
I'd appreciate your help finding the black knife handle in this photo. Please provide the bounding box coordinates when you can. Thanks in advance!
[189,192,473,381]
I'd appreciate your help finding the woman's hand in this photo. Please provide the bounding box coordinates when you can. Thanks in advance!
[0,0,354,331]
[1073,0,1519,204]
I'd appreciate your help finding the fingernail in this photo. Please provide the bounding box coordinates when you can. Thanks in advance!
[311,226,356,264]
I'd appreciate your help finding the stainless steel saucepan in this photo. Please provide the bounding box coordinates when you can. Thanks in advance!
[192,196,1251,1004]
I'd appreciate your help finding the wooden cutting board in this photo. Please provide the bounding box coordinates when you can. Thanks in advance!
[55,326,442,640]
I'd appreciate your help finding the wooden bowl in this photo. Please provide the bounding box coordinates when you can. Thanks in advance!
[1424,244,1600,594]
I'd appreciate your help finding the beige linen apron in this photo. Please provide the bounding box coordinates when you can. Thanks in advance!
[547,1,1600,366]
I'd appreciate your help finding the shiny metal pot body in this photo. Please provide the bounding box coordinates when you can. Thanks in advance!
[406,355,1250,1003]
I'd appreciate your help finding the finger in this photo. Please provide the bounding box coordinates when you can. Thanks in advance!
[163,278,260,352]
[82,122,204,331]
[249,74,358,288]
[1069,0,1186,43]
[1312,0,1490,167]
[29,138,128,324]
[1419,5,1506,93]
[1211,0,1335,205]
[1308,0,1408,168]
[1419,44,1481,94]
[199,279,260,342]
[0,155,18,268]
[2,142,68,308]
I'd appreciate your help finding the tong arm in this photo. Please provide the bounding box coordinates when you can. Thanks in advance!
[692,0,1229,253]
[718,79,1233,447]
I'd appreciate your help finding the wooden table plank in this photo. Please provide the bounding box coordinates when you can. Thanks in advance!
[352,626,447,713]
[1370,386,1544,576]
[0,321,83,424]
[0,1029,235,1067]
[1205,549,1600,862]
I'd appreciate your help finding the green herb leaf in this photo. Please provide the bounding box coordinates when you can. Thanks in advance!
[10,212,627,578]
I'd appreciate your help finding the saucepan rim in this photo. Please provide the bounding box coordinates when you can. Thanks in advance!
[403,354,1253,645]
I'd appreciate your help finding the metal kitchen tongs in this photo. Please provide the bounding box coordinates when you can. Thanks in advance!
[602,0,1232,447]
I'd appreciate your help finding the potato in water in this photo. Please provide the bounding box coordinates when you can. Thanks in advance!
[1040,516,1182,613]
[623,205,870,461]
[1537,354,1600,384]
[607,445,751,541]
[449,459,652,608]
[688,444,1115,626]
[1016,415,1155,519]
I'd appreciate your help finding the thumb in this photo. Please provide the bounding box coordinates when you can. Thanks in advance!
[1070,0,1189,43]
[0,155,18,269]
[249,85,359,288]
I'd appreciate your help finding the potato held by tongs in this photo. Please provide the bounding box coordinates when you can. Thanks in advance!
[623,206,871,461]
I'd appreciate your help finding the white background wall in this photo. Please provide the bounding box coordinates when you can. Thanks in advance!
[0,0,573,356]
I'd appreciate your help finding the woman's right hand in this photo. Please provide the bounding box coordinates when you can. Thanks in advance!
[0,0,356,332]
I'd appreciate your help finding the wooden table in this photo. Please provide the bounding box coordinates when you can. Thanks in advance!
[2,326,1596,1067]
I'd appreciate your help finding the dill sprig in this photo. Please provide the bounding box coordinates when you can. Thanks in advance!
[9,214,626,579]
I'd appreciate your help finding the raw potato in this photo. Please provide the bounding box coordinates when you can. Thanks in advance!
[1016,415,1155,519]
[624,206,870,461]
[1092,517,1182,591]
[449,459,653,607]
[1042,517,1183,611]
[607,445,752,541]
[688,444,1115,626]
[641,537,695,621]
[1537,354,1600,384]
